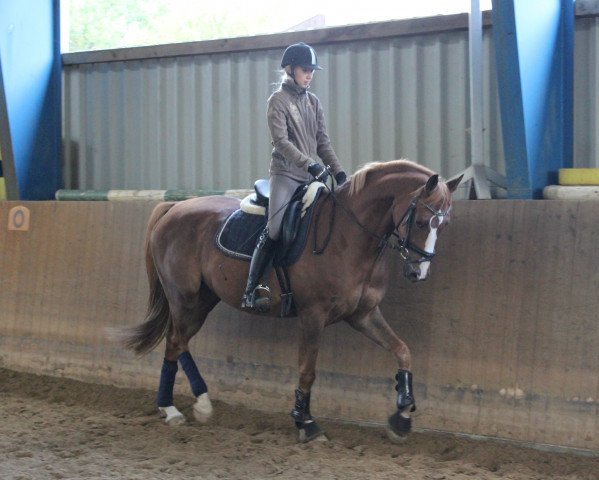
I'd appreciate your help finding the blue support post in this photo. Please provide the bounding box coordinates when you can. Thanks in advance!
[0,0,62,200]
[491,0,574,199]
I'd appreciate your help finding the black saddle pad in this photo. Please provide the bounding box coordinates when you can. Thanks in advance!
[215,210,266,261]
[215,190,322,267]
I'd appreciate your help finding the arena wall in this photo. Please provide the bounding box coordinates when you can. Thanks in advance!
[0,200,597,453]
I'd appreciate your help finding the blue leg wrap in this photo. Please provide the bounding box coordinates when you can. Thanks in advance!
[156,358,178,407]
[178,351,208,397]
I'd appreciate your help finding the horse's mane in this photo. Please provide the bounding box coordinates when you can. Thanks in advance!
[348,159,434,197]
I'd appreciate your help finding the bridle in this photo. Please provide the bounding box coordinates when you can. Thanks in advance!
[390,196,451,263]
[314,181,451,266]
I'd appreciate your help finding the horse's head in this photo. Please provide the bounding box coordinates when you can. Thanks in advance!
[393,173,463,282]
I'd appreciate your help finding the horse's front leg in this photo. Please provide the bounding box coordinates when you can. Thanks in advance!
[347,306,416,442]
[292,317,327,443]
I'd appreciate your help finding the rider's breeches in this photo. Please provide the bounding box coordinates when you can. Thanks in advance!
[267,174,302,241]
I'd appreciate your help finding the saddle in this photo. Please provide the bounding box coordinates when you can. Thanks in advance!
[216,180,324,264]
[215,179,324,317]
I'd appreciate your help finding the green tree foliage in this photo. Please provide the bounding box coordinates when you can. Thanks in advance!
[67,0,289,52]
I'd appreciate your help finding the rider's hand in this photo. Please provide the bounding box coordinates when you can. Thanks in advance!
[335,171,347,186]
[308,162,330,183]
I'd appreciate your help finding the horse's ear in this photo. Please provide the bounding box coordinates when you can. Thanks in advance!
[445,174,464,193]
[424,174,439,193]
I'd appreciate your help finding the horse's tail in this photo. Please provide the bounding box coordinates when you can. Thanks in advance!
[119,201,177,355]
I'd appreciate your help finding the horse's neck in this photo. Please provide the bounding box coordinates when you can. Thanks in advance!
[340,172,424,238]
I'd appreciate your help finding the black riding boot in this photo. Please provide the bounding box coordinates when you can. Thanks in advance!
[241,229,276,312]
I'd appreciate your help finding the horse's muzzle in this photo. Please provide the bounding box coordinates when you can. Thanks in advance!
[403,262,422,282]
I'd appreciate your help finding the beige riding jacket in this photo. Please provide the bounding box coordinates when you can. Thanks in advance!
[267,78,343,181]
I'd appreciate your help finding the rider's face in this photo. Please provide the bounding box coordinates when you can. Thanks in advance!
[293,67,314,88]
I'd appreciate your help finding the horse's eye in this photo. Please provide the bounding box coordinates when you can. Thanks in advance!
[416,220,428,229]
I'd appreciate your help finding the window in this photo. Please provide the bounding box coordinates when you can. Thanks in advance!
[62,0,492,53]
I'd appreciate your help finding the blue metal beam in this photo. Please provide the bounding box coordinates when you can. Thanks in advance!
[491,0,574,199]
[0,0,62,200]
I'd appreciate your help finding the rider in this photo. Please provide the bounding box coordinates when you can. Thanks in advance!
[241,42,348,312]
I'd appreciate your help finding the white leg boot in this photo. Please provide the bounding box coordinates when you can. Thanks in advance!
[193,392,213,423]
[158,405,185,425]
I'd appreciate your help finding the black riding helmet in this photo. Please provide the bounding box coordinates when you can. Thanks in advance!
[280,42,322,70]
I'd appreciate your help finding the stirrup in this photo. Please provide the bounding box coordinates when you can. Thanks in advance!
[241,284,271,312]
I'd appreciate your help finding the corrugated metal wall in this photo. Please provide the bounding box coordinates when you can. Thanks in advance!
[61,12,599,195]
[575,14,599,168]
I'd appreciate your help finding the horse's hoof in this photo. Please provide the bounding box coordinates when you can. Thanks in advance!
[159,406,185,426]
[298,421,327,443]
[193,392,213,423]
[386,410,411,443]
[386,426,409,443]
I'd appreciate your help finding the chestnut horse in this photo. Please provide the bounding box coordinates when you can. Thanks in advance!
[120,159,462,443]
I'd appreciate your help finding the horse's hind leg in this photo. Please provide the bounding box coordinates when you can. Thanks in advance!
[178,350,213,423]
[157,284,220,425]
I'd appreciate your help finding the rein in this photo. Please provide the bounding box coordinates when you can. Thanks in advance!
[313,181,450,263]
[313,187,385,255]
